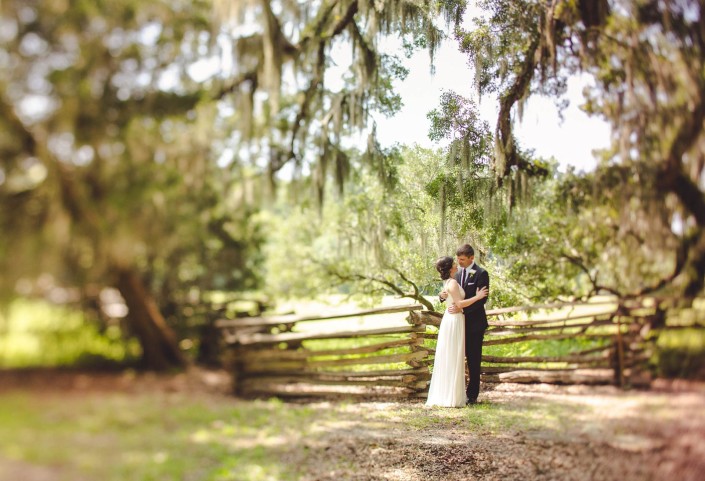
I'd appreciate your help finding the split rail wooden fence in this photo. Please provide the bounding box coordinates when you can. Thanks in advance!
[215,298,661,399]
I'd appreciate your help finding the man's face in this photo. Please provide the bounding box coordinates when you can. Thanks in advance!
[457,254,474,268]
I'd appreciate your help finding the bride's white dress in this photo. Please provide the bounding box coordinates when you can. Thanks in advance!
[426,280,466,407]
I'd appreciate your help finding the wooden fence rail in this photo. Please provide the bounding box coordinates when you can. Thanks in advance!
[217,299,661,399]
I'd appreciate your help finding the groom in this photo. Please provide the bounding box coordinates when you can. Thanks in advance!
[442,244,489,405]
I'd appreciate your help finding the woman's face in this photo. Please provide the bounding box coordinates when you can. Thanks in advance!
[450,262,458,277]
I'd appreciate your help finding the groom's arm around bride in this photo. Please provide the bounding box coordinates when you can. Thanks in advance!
[454,268,488,314]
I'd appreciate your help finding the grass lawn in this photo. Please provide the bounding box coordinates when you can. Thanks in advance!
[0,389,308,481]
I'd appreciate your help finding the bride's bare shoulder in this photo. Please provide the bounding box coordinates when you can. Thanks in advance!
[445,278,459,287]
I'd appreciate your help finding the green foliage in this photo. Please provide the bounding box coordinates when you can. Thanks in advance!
[0,0,265,363]
[262,128,576,309]
[0,299,138,368]
[262,145,469,308]
[427,91,491,144]
[501,163,680,299]
[654,328,705,379]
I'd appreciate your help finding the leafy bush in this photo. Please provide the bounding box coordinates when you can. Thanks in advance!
[653,328,705,379]
[0,299,139,368]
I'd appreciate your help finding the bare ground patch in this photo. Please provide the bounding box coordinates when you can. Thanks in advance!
[287,382,705,481]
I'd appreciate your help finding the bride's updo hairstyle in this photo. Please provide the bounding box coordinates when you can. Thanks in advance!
[435,256,454,280]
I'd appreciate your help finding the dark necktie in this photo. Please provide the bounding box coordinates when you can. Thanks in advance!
[461,268,466,286]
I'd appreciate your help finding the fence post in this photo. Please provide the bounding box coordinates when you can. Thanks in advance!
[615,313,625,387]
[407,310,432,396]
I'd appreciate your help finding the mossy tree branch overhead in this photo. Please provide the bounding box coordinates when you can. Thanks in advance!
[215,0,464,197]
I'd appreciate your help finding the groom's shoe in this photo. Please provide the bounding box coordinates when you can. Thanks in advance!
[465,398,478,406]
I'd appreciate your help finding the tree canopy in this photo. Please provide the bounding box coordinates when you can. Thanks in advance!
[0,0,262,369]
[444,0,705,300]
[214,0,465,199]
[2,0,704,370]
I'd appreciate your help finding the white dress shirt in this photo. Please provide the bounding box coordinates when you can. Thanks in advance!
[460,262,476,284]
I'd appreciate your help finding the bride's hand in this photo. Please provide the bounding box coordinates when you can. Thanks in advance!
[476,286,488,299]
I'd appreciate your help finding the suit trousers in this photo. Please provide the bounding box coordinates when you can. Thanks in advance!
[465,327,485,401]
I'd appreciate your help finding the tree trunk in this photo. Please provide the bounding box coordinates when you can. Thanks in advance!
[115,266,186,371]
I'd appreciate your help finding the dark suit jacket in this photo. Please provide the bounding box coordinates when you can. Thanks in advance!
[456,264,489,333]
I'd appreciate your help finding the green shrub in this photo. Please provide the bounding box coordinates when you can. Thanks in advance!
[653,328,705,379]
[0,299,139,368]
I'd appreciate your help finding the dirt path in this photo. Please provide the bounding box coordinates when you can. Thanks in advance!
[0,369,703,481]
[289,382,705,481]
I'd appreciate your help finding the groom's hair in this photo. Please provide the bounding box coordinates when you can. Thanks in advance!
[456,244,474,257]
[435,256,454,280]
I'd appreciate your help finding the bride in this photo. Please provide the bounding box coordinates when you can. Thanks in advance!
[426,256,488,407]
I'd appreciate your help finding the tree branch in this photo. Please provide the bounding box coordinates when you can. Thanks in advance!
[0,92,37,156]
[279,42,326,172]
[328,1,358,38]
[277,2,361,173]
[561,251,621,297]
[260,0,297,54]
[215,71,257,101]
[657,83,705,296]
[316,260,435,311]
[562,234,690,300]
[495,36,548,184]
[296,0,341,50]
